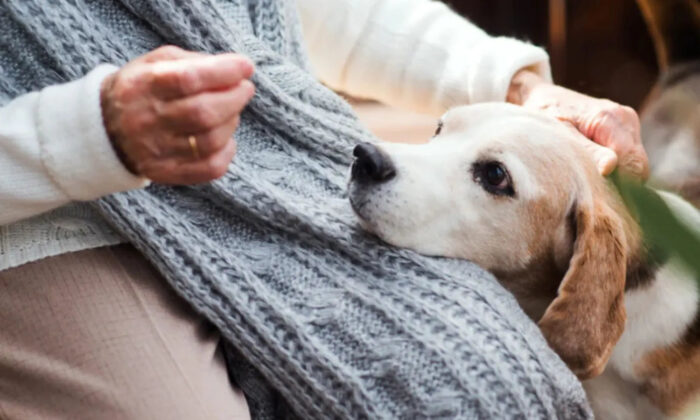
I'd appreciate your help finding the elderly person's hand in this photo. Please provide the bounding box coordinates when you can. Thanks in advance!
[101,46,255,185]
[507,69,649,180]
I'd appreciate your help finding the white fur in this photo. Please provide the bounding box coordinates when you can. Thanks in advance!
[612,259,698,382]
[349,104,575,273]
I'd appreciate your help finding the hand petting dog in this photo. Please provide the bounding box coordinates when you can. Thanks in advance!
[507,68,650,180]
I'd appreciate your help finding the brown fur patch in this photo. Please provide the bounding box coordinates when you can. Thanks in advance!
[634,271,700,414]
[538,201,628,379]
[637,323,700,415]
[493,194,572,322]
[493,253,563,322]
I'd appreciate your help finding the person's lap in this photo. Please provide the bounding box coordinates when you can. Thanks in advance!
[0,245,249,420]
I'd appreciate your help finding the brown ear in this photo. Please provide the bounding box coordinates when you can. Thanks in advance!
[539,201,627,380]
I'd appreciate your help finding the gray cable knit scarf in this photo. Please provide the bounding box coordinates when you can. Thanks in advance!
[0,1,592,418]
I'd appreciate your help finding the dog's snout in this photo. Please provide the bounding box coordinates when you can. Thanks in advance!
[352,143,396,184]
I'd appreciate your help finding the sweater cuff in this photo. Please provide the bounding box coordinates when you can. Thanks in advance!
[466,37,552,104]
[36,64,150,201]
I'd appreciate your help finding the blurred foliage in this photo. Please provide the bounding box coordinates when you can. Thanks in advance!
[610,171,700,280]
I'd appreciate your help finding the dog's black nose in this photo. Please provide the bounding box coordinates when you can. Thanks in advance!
[352,143,396,183]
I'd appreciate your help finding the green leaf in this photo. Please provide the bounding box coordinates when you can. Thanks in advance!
[610,171,700,280]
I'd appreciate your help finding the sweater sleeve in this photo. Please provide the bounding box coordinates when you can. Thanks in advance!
[296,0,552,116]
[0,64,149,226]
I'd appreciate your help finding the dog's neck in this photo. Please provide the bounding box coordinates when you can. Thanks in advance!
[625,241,666,290]
[491,253,566,321]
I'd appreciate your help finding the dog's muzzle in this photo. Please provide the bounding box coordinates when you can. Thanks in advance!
[351,142,396,184]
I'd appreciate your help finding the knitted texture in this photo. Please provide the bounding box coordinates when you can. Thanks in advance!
[0,1,592,418]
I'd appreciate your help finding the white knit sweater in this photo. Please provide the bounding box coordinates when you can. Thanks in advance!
[0,0,550,270]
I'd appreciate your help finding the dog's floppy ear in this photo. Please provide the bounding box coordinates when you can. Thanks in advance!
[539,200,627,380]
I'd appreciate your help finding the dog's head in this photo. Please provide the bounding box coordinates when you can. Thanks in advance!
[349,103,638,379]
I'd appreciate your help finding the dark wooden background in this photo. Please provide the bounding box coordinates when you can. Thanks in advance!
[448,0,659,110]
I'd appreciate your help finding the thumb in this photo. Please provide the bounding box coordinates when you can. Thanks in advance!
[547,114,620,177]
[582,140,619,176]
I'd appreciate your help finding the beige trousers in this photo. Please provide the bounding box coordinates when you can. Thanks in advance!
[0,245,250,420]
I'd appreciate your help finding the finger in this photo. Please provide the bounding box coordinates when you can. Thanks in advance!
[554,108,647,178]
[617,145,650,180]
[173,138,238,184]
[157,80,254,133]
[602,140,649,179]
[589,130,647,179]
[573,105,647,166]
[150,54,255,100]
[140,45,205,63]
[585,141,619,176]
[164,115,240,159]
[142,138,237,185]
[561,120,620,176]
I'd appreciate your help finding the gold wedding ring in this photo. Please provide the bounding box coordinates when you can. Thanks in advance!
[188,135,200,160]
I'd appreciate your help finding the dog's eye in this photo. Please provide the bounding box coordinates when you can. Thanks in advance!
[434,120,443,136]
[485,164,506,186]
[472,161,515,197]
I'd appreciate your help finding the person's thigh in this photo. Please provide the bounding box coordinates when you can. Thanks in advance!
[0,245,249,420]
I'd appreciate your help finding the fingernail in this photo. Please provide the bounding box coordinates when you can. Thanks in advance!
[238,79,255,98]
[240,59,254,78]
[220,54,254,77]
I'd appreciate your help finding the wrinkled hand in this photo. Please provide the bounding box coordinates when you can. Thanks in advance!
[101,46,255,185]
[507,69,649,179]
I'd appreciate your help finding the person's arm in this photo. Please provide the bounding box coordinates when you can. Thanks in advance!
[0,65,148,226]
[297,0,551,116]
[297,0,649,178]
[0,47,255,226]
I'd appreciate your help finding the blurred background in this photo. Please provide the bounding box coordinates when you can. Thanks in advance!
[450,0,658,109]
[355,0,663,142]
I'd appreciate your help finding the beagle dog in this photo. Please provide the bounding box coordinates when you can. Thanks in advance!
[348,103,700,419]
